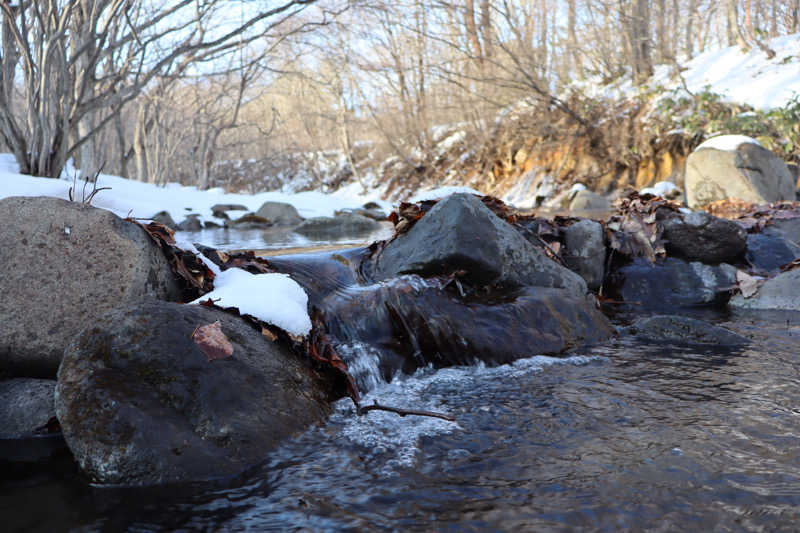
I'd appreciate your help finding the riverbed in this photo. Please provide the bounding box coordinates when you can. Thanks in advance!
[4,231,800,532]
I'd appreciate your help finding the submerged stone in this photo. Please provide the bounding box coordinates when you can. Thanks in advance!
[621,315,749,346]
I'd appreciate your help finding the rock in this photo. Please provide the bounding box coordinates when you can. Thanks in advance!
[334,207,387,221]
[745,231,800,273]
[55,300,333,486]
[621,315,749,346]
[362,201,381,210]
[255,201,303,226]
[203,220,223,229]
[230,212,272,229]
[685,141,795,208]
[568,190,612,212]
[210,204,248,219]
[0,379,56,437]
[177,214,203,231]
[0,197,181,377]
[765,218,800,245]
[295,212,381,238]
[371,193,587,296]
[659,209,747,263]
[322,279,614,385]
[150,211,177,231]
[606,257,737,310]
[730,268,800,311]
[562,219,606,291]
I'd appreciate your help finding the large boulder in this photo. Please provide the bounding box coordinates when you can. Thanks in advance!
[568,190,612,212]
[606,257,737,310]
[256,201,303,226]
[55,300,333,486]
[685,138,795,208]
[730,268,800,311]
[0,197,181,377]
[0,378,56,438]
[659,209,747,264]
[295,212,382,239]
[620,315,749,346]
[371,193,587,296]
[562,219,606,291]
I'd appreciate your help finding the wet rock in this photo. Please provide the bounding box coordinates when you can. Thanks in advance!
[203,220,223,229]
[685,141,795,208]
[295,212,381,238]
[0,378,56,438]
[620,315,749,346]
[371,193,587,296]
[150,211,177,231]
[362,201,381,210]
[210,204,248,219]
[0,197,182,377]
[745,231,800,273]
[334,207,387,221]
[562,219,606,291]
[177,214,203,231]
[321,278,614,384]
[730,268,800,311]
[606,257,737,310]
[568,190,611,212]
[255,201,303,226]
[659,209,747,263]
[230,212,272,229]
[55,300,333,486]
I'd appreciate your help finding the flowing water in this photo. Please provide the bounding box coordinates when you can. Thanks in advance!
[4,233,800,532]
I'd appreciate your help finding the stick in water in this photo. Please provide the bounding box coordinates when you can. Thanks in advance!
[357,400,455,422]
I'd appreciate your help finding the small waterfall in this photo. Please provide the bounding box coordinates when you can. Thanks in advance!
[334,342,389,392]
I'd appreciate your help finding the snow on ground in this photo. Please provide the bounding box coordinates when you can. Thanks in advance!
[580,33,800,111]
[695,134,761,151]
[410,186,482,202]
[0,153,393,226]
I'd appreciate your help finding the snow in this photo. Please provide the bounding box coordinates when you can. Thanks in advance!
[410,186,482,202]
[579,32,800,111]
[190,268,311,337]
[696,134,761,152]
[640,181,678,196]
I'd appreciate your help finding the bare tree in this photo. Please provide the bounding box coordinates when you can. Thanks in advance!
[0,0,328,179]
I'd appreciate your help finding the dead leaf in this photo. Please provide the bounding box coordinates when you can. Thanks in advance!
[736,270,760,298]
[191,321,234,361]
[261,326,277,341]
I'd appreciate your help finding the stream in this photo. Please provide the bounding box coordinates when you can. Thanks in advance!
[4,231,800,532]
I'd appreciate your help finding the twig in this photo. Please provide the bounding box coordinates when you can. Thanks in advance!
[357,400,455,422]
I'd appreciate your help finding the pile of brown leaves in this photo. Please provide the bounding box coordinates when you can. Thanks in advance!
[604,192,682,262]
[728,202,800,233]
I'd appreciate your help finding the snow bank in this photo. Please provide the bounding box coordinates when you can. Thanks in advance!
[696,134,761,152]
[410,186,482,202]
[640,181,679,196]
[190,268,311,337]
[580,32,800,111]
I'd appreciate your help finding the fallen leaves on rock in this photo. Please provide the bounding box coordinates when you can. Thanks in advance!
[604,192,682,262]
[736,269,762,298]
[191,320,234,361]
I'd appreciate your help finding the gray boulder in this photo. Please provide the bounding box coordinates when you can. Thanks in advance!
[295,212,381,238]
[0,378,56,437]
[150,211,177,231]
[659,209,747,263]
[621,315,749,346]
[55,300,333,486]
[730,268,800,311]
[569,190,612,212]
[210,204,248,219]
[746,231,800,273]
[256,201,303,226]
[230,212,272,229]
[177,214,203,231]
[685,142,795,208]
[0,197,181,377]
[606,257,737,310]
[372,193,587,296]
[334,207,387,221]
[562,219,606,291]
